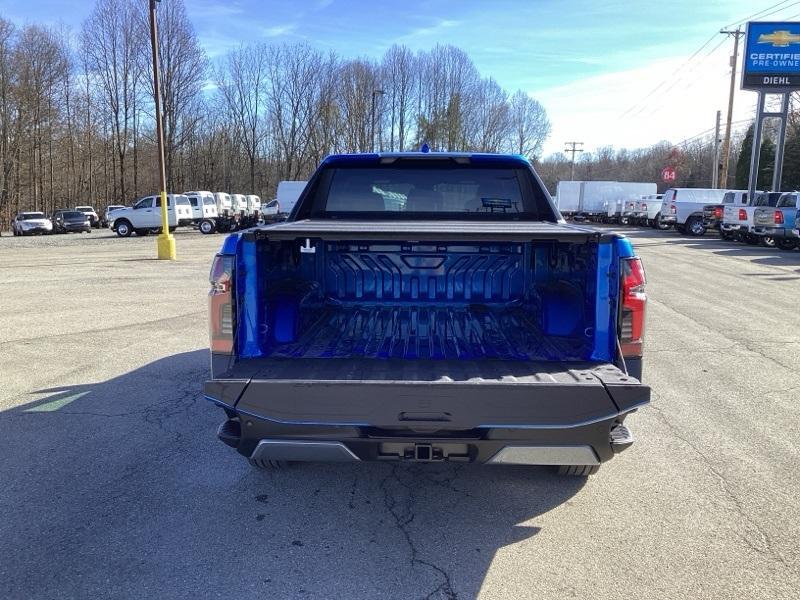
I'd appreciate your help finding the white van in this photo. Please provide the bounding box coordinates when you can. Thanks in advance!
[276,181,307,215]
[185,191,218,223]
[231,194,248,213]
[214,192,233,215]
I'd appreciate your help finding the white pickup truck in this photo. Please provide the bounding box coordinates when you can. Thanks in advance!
[110,194,193,237]
[633,194,664,227]
[659,188,727,235]
[721,191,781,244]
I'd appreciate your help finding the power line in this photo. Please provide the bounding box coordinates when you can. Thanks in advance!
[723,0,795,29]
[619,1,800,121]
[628,35,730,120]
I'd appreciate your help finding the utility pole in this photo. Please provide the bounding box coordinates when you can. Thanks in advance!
[564,141,584,180]
[370,89,385,152]
[712,110,721,188]
[149,0,175,260]
[718,27,743,189]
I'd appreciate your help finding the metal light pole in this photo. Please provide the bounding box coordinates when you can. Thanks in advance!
[149,0,175,260]
[370,89,384,152]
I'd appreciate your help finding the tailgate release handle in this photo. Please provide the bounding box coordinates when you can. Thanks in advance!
[399,412,451,422]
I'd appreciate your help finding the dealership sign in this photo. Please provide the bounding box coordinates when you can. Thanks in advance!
[743,21,800,90]
[661,166,676,182]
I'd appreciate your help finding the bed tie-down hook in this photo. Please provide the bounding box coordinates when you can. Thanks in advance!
[300,238,316,254]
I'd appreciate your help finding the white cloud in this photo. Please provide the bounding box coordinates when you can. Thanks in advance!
[263,24,297,38]
[536,53,758,157]
[399,19,460,41]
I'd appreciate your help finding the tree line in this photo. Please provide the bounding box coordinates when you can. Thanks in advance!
[0,0,551,225]
[1,0,794,227]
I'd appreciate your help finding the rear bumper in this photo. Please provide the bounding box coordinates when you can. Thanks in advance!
[205,360,649,465]
[752,226,796,238]
[660,215,677,224]
[62,223,91,232]
[720,223,746,232]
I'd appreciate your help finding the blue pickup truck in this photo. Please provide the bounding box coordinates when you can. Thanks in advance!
[753,192,799,251]
[204,153,650,476]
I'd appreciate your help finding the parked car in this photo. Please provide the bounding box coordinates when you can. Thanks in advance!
[205,152,650,477]
[51,210,92,234]
[12,211,53,236]
[753,191,799,250]
[75,205,100,228]
[102,204,126,227]
[185,191,219,226]
[722,191,781,245]
[261,199,281,222]
[110,194,193,237]
[659,188,727,235]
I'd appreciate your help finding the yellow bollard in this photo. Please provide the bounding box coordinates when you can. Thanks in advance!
[156,190,176,260]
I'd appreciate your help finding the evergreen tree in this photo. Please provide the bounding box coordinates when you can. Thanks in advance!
[780,126,800,191]
[735,124,776,190]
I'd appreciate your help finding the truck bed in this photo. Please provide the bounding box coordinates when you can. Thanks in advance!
[263,303,588,362]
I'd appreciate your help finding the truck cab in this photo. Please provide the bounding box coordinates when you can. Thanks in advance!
[185,191,219,223]
[214,192,233,216]
[231,194,248,214]
[204,152,650,477]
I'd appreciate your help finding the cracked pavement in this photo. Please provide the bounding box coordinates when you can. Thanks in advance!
[1,228,798,599]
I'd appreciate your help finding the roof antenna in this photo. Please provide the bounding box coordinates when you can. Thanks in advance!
[420,142,430,153]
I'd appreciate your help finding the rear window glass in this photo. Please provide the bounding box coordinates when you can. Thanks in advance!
[312,165,548,219]
[64,211,85,219]
[203,197,215,205]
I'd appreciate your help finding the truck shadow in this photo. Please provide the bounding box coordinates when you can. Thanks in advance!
[0,350,585,600]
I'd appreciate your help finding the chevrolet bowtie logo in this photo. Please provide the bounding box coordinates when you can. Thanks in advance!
[757,30,800,47]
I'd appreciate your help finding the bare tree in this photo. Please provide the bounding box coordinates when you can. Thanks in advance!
[216,44,269,193]
[507,90,551,158]
[81,0,141,202]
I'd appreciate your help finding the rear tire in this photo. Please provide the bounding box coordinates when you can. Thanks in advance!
[761,236,776,248]
[776,238,797,251]
[199,219,216,234]
[674,223,686,234]
[720,230,734,241]
[744,233,760,245]
[686,216,706,236]
[557,465,600,476]
[655,213,671,230]
[115,220,133,237]
[248,458,289,471]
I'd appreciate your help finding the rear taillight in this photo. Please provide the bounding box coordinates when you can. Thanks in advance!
[714,207,723,219]
[209,254,234,354]
[669,204,676,214]
[620,257,646,359]
[739,208,747,221]
[775,210,784,224]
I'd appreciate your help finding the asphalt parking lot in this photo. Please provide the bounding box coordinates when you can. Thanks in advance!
[1,228,798,599]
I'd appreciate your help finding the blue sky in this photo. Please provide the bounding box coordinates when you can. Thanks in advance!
[1,0,797,153]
